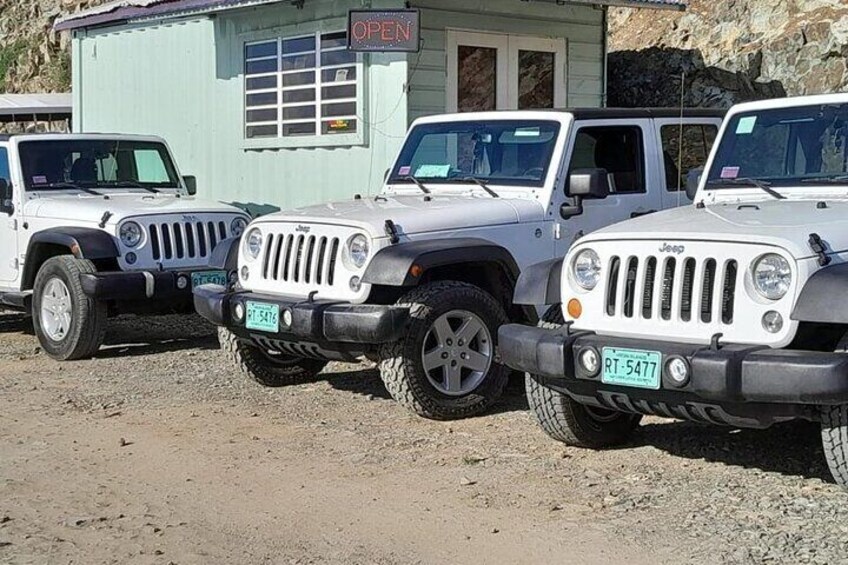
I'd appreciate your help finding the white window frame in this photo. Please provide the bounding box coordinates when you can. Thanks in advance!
[242,21,367,150]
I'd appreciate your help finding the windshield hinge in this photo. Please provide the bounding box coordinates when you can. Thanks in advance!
[554,223,561,240]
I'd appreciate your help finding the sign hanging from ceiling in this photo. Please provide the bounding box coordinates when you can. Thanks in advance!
[348,9,421,52]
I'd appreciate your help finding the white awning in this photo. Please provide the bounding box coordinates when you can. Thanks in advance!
[0,94,73,117]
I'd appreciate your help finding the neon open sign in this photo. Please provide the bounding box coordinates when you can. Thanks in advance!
[348,9,420,52]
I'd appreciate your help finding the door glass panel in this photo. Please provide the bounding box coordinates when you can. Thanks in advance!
[457,46,497,112]
[518,50,555,109]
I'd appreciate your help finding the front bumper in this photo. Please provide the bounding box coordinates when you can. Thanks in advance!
[499,324,848,428]
[80,270,217,301]
[193,285,410,353]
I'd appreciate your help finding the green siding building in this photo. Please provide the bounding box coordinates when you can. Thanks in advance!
[57,0,683,214]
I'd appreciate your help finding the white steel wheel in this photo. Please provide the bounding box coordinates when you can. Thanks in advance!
[39,277,73,342]
[421,310,493,396]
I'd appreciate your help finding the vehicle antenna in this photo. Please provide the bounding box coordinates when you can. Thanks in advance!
[677,71,686,208]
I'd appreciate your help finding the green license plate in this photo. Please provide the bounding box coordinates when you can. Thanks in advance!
[246,302,280,333]
[192,270,227,288]
[601,348,662,390]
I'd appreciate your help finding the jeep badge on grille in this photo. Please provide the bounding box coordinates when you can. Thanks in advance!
[296,225,311,234]
[659,243,685,255]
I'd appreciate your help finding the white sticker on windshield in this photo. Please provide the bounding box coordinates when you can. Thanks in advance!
[720,166,740,179]
[736,116,757,135]
[514,127,541,137]
[32,175,47,185]
[415,164,451,178]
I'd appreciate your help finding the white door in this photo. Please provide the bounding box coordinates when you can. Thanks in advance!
[447,31,567,112]
[447,31,509,113]
[508,36,567,110]
[0,145,18,285]
[554,120,663,256]
[652,118,721,209]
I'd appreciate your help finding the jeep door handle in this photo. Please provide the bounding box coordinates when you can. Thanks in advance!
[630,209,657,218]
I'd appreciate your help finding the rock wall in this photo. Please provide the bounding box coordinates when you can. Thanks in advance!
[608,0,848,108]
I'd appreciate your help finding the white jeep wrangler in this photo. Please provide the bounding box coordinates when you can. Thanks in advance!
[0,133,250,360]
[499,93,848,488]
[195,109,722,420]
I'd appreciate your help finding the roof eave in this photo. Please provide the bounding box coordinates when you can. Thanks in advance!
[55,0,290,32]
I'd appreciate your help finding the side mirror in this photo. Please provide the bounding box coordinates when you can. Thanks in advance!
[567,168,610,200]
[0,179,13,215]
[562,168,609,220]
[685,167,703,200]
[183,175,197,196]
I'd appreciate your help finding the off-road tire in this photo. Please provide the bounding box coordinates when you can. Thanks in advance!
[525,306,642,448]
[218,327,327,387]
[378,281,510,420]
[31,255,106,361]
[821,405,848,489]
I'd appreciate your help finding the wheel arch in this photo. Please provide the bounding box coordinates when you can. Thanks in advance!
[363,238,532,322]
[792,263,848,324]
[23,227,119,290]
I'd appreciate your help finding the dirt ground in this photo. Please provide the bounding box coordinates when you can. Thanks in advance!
[2,313,848,565]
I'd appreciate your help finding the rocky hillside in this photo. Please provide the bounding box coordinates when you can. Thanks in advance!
[0,0,104,93]
[608,0,848,108]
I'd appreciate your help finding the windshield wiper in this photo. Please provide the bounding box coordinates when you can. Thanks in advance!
[707,177,786,200]
[108,181,160,194]
[44,182,103,196]
[800,175,848,185]
[461,177,499,198]
[402,175,431,195]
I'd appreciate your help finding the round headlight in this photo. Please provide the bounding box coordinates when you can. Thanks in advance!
[752,254,792,300]
[119,221,143,248]
[231,217,248,238]
[344,234,370,269]
[244,228,263,261]
[571,249,602,290]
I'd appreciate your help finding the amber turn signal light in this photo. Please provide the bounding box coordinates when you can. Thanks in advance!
[567,299,583,319]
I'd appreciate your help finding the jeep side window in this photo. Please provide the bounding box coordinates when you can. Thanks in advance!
[569,126,645,194]
[661,124,718,191]
[0,147,10,187]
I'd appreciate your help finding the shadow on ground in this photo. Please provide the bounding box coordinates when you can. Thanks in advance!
[325,367,531,415]
[0,312,33,335]
[633,419,831,482]
[94,314,219,359]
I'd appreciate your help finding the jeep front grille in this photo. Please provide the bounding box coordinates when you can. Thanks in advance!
[260,234,341,286]
[605,255,738,325]
[149,221,228,261]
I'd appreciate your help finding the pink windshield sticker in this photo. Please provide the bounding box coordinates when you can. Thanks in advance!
[720,167,740,179]
[32,175,48,184]
[398,166,411,176]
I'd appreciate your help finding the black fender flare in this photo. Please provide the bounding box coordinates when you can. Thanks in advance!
[792,262,848,323]
[362,238,520,287]
[512,257,564,307]
[209,236,241,271]
[23,227,119,289]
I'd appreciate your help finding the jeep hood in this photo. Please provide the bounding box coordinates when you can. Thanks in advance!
[586,199,848,259]
[23,193,244,226]
[256,194,545,237]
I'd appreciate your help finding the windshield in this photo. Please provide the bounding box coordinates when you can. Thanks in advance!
[19,139,181,191]
[388,120,561,188]
[707,103,848,189]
